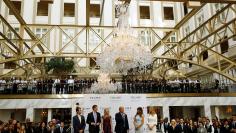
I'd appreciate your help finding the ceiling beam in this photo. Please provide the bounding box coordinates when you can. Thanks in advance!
[0,14,35,55]
[0,42,18,56]
[1,54,27,71]
[0,32,20,53]
[86,0,90,26]
[26,24,176,31]
[3,0,45,53]
[151,3,205,52]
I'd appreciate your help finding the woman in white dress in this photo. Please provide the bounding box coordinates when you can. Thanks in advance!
[133,107,144,133]
[147,107,157,133]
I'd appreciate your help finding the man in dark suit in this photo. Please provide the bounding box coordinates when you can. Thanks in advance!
[168,119,181,133]
[86,105,101,133]
[205,119,213,133]
[220,119,230,133]
[115,106,129,133]
[176,118,188,133]
[157,118,165,133]
[55,122,66,133]
[163,117,170,133]
[73,107,86,133]
[230,114,236,132]
[47,78,54,94]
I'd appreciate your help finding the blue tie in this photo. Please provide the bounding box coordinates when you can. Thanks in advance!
[93,112,97,123]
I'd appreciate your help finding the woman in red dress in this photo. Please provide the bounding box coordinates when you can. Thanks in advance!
[102,108,112,133]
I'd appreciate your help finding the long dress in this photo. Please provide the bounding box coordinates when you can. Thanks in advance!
[134,115,144,133]
[102,115,112,133]
[147,114,157,133]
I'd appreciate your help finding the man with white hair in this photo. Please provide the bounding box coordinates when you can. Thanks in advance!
[115,106,129,133]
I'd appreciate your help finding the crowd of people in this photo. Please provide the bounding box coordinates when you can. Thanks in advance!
[0,77,226,94]
[72,105,236,133]
[157,116,236,133]
[1,105,236,133]
[0,118,70,133]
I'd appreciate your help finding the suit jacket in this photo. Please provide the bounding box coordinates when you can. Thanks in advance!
[188,126,197,133]
[86,112,101,133]
[25,123,34,133]
[220,125,230,133]
[73,115,86,133]
[231,122,236,130]
[177,124,188,133]
[115,112,129,133]
[164,122,170,133]
[37,127,47,133]
[157,123,165,133]
[214,127,221,133]
[55,127,66,133]
[204,124,213,133]
[168,125,181,133]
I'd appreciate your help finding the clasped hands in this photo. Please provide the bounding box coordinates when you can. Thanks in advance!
[91,122,100,126]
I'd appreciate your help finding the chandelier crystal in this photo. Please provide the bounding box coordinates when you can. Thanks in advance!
[97,2,153,74]
[90,73,121,93]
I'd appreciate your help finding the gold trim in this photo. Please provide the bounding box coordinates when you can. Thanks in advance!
[0,93,236,99]
[146,93,236,98]
[0,94,84,99]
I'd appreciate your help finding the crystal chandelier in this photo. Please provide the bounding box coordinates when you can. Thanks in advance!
[90,73,121,93]
[97,2,153,74]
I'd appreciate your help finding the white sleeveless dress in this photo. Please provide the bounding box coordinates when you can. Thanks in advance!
[134,115,144,133]
[147,114,157,133]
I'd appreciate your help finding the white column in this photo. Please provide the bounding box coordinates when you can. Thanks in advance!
[129,0,139,26]
[151,1,165,56]
[26,108,34,122]
[47,109,52,122]
[215,106,220,119]
[163,105,170,121]
[49,0,62,52]
[72,103,77,118]
[76,0,86,25]
[204,104,212,122]
[22,0,35,23]
[152,1,163,27]
[103,0,113,26]
[50,0,62,24]
[175,3,184,23]
[75,0,86,55]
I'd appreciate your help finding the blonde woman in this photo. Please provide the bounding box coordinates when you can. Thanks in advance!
[169,119,179,132]
[147,107,157,133]
[101,108,112,133]
[133,107,144,133]
[19,124,26,133]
